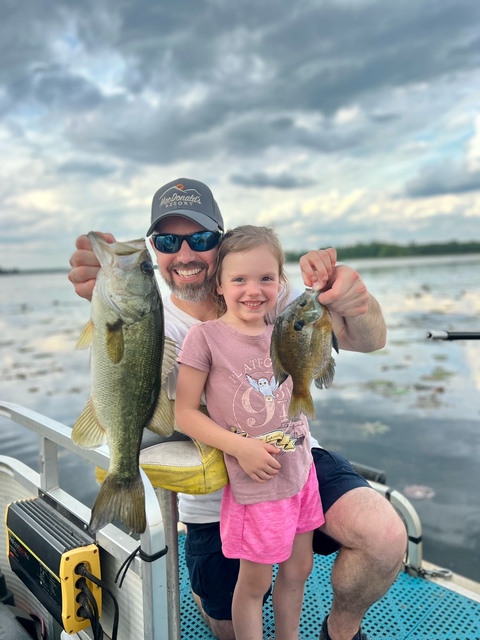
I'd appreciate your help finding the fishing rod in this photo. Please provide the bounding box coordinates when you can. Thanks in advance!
[426,331,480,341]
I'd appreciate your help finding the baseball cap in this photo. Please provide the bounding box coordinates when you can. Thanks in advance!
[146,178,224,236]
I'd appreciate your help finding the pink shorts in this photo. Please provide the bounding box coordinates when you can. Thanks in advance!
[220,464,324,564]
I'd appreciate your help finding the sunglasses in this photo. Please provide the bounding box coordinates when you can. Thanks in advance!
[151,230,222,254]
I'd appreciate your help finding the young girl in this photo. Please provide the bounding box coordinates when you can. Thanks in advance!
[175,225,324,640]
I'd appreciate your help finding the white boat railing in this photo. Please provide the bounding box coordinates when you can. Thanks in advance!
[0,401,179,640]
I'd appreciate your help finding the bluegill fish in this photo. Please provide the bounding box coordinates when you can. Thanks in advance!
[270,288,338,419]
[72,233,176,534]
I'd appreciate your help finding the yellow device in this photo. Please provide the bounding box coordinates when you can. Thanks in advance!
[6,497,102,634]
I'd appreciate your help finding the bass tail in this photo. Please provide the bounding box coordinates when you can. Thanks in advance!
[89,472,146,534]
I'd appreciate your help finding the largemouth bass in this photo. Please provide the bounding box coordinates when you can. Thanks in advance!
[270,288,338,419]
[72,232,176,534]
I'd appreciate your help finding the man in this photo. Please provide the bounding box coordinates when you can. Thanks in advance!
[68,178,407,640]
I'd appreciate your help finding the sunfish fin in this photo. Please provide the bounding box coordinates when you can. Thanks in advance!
[89,472,146,534]
[72,400,107,448]
[314,357,336,389]
[288,393,315,420]
[76,321,94,349]
[332,331,339,354]
[146,387,175,436]
[106,319,125,364]
[270,346,289,386]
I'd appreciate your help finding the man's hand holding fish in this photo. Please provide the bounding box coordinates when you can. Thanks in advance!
[69,231,116,301]
[299,247,386,353]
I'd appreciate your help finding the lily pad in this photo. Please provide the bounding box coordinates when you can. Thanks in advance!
[354,421,391,437]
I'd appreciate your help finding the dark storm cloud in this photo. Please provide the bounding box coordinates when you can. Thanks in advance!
[231,172,315,189]
[34,68,102,110]
[105,0,479,111]
[1,0,478,167]
[56,159,117,177]
[406,163,480,198]
[0,3,86,86]
[258,0,480,114]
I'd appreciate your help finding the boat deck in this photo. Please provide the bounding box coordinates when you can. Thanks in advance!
[177,534,480,640]
[1,400,479,640]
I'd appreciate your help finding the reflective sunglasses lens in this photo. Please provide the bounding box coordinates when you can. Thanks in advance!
[153,235,181,253]
[188,231,221,251]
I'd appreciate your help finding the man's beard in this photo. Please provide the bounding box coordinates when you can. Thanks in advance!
[163,262,216,303]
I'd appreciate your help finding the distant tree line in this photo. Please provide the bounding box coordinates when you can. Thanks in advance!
[2,240,480,274]
[284,240,480,263]
[0,267,20,274]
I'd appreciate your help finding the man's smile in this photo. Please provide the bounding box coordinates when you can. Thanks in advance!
[175,266,203,278]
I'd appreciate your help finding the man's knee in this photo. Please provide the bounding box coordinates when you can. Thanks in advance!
[209,618,236,640]
[323,487,407,560]
[354,493,407,573]
[378,505,408,566]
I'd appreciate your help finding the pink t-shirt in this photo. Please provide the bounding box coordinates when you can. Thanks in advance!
[178,319,313,505]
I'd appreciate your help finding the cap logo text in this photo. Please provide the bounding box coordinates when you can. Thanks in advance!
[159,186,202,210]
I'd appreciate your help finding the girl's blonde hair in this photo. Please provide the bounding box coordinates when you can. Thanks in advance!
[214,225,289,317]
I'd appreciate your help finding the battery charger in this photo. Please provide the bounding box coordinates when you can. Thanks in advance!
[5,497,102,635]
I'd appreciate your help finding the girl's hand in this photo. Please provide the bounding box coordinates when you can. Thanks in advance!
[234,438,281,482]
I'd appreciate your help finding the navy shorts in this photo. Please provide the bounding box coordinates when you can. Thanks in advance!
[311,447,370,555]
[184,522,240,620]
[184,448,370,621]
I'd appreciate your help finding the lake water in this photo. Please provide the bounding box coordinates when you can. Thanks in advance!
[0,255,479,581]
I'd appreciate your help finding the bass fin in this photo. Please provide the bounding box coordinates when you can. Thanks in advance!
[314,357,336,389]
[106,319,125,364]
[146,337,179,436]
[72,400,107,448]
[161,336,178,384]
[89,472,146,534]
[146,387,175,437]
[76,321,94,350]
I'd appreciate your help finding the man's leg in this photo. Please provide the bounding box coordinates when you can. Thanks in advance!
[184,522,238,640]
[321,487,406,640]
[312,449,407,640]
[190,591,236,640]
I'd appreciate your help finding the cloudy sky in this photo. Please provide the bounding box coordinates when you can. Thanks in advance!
[2,0,479,270]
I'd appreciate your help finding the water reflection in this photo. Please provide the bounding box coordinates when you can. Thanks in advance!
[0,256,479,579]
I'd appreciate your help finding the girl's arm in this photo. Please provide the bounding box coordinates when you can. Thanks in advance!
[175,363,281,482]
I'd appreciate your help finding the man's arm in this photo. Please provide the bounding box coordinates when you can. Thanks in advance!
[299,247,387,353]
[68,232,116,300]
